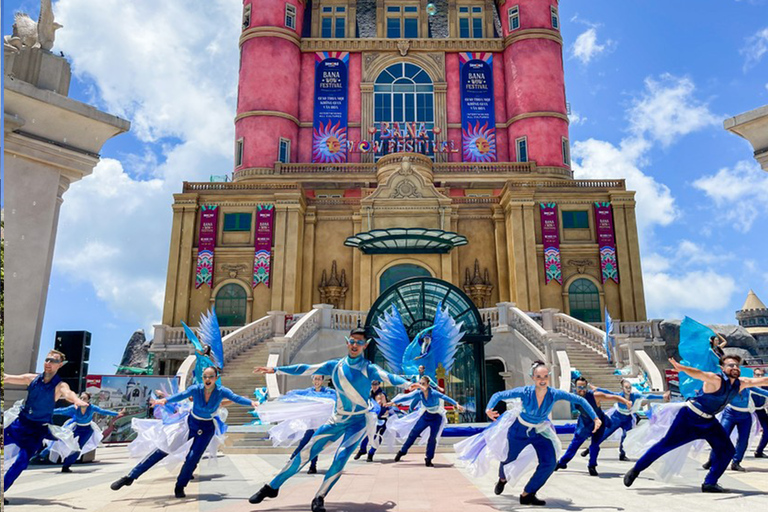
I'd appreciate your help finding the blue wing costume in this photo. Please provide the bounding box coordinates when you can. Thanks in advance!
[374,301,464,381]
[182,308,225,385]
[678,316,720,398]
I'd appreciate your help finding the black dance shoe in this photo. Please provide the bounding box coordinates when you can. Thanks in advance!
[554,461,567,471]
[580,448,589,457]
[307,464,318,474]
[110,476,134,491]
[755,451,766,458]
[311,496,326,512]
[4,498,9,505]
[588,466,599,476]
[174,486,186,498]
[61,466,73,473]
[354,450,364,460]
[394,451,404,462]
[366,453,374,462]
[623,468,639,487]
[494,479,506,495]
[249,484,279,504]
[425,458,434,467]
[701,483,727,493]
[702,460,712,470]
[619,454,631,462]
[731,462,746,472]
[520,493,546,506]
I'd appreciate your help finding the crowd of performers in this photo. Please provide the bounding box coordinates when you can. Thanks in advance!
[3,327,768,510]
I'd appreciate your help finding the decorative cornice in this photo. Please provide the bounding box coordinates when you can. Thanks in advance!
[504,28,563,47]
[236,110,300,126]
[301,38,505,53]
[500,111,569,127]
[240,27,301,48]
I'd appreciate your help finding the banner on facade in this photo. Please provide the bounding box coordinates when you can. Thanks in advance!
[539,202,562,284]
[459,52,496,163]
[594,202,619,283]
[312,51,349,163]
[252,204,275,287]
[195,205,218,288]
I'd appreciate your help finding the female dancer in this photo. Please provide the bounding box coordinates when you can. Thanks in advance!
[392,376,465,467]
[47,392,125,472]
[110,366,257,498]
[455,360,600,506]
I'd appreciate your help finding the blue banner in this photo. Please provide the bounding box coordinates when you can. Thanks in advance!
[312,52,349,163]
[459,52,496,162]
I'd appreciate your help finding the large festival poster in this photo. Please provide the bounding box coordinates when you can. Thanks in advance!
[594,202,620,283]
[540,203,562,284]
[252,204,275,287]
[312,51,349,163]
[195,205,218,288]
[459,52,496,162]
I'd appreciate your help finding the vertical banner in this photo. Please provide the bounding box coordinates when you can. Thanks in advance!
[312,51,349,163]
[539,203,562,284]
[195,205,218,288]
[252,204,275,288]
[459,52,496,162]
[594,202,619,283]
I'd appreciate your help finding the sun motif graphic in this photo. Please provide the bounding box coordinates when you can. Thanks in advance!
[313,120,348,163]
[462,121,496,162]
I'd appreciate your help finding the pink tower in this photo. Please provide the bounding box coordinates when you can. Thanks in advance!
[500,0,570,170]
[236,0,306,169]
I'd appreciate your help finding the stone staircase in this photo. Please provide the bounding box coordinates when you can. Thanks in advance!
[220,339,271,425]
[563,339,623,409]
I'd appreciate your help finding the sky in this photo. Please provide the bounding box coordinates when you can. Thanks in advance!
[2,0,768,374]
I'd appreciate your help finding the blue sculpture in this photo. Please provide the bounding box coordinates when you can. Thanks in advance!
[181,308,225,385]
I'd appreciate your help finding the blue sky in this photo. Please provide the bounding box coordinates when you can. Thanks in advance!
[3,0,768,374]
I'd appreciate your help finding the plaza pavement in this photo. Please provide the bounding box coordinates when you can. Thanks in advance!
[3,443,767,511]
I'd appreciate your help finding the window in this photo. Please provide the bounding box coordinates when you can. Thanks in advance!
[320,5,346,38]
[386,4,419,38]
[242,4,251,30]
[551,6,559,30]
[516,136,528,162]
[562,137,570,166]
[562,211,589,229]
[459,6,484,38]
[285,3,297,30]
[215,283,247,327]
[568,279,601,323]
[235,138,244,167]
[224,212,252,232]
[508,5,520,31]
[278,138,291,163]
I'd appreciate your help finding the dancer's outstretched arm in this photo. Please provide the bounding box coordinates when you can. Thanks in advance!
[552,389,602,432]
[254,359,339,377]
[668,358,722,392]
[220,387,260,409]
[593,391,632,408]
[485,388,526,420]
[3,373,38,386]
[429,389,466,412]
[56,381,89,407]
[740,375,768,390]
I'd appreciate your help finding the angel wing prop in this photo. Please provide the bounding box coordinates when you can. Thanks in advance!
[373,305,411,374]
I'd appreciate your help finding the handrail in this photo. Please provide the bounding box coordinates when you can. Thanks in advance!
[161,326,239,346]
[284,308,322,362]
[330,309,366,331]
[220,315,273,364]
[635,350,665,391]
[555,313,608,359]
[508,306,548,357]
[479,307,500,328]
[589,321,653,338]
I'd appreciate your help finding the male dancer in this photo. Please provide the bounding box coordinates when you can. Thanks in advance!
[3,350,89,504]
[250,327,415,512]
[753,367,768,458]
[556,377,630,476]
[289,374,337,474]
[624,355,768,492]
[354,392,397,462]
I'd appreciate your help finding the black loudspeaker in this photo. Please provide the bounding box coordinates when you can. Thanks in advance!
[55,331,91,394]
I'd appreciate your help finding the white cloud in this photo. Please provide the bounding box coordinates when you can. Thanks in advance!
[568,111,588,126]
[644,270,738,317]
[742,27,768,71]
[571,28,613,65]
[693,160,768,232]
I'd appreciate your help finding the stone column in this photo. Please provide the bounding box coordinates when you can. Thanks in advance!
[268,310,287,336]
[168,196,198,325]
[360,83,374,163]
[352,213,363,309]
[608,193,635,322]
[521,199,541,311]
[492,205,511,302]
[301,207,317,311]
[313,303,335,328]
[434,81,448,163]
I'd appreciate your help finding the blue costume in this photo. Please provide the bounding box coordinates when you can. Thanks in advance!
[486,387,597,495]
[287,386,337,472]
[125,383,251,491]
[394,388,459,462]
[558,391,608,469]
[706,386,768,466]
[754,390,768,456]
[594,388,665,459]
[357,402,398,459]
[630,373,742,486]
[52,404,120,469]
[264,355,410,500]
[182,308,225,386]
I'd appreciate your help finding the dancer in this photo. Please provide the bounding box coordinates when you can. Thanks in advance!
[249,327,416,512]
[287,375,337,474]
[702,371,768,471]
[754,367,768,458]
[47,393,126,472]
[624,355,768,492]
[3,350,88,504]
[354,392,398,461]
[370,379,387,400]
[455,360,600,506]
[410,364,444,392]
[586,380,670,461]
[110,366,257,498]
[392,376,465,467]
[556,377,631,476]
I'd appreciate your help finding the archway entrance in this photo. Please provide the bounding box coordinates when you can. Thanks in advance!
[364,277,491,421]
[568,278,601,323]
[379,263,432,295]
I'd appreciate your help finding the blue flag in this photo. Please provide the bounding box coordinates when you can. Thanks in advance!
[604,308,615,363]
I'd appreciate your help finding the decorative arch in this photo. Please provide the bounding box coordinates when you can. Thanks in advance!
[378,262,433,295]
[210,279,253,326]
[562,275,604,323]
[376,258,436,292]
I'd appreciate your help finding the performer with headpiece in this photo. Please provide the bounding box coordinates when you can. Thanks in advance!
[753,366,768,458]
[249,327,416,512]
[455,360,600,506]
[182,308,225,386]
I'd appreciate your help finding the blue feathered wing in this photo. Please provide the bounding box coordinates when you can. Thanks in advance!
[199,307,225,369]
[373,305,411,374]
[430,301,464,373]
[678,316,719,398]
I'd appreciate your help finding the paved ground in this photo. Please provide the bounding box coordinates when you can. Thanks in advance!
[3,443,767,511]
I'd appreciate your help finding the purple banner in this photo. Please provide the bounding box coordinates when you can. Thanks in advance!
[195,205,218,288]
[252,204,275,288]
[594,202,619,283]
[312,52,349,163]
[540,203,562,284]
[459,52,496,162]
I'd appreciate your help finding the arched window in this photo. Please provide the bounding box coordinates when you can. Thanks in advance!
[215,283,247,327]
[568,278,601,323]
[379,263,432,293]
[374,63,435,160]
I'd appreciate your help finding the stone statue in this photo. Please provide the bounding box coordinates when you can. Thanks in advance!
[4,0,62,52]
[38,0,62,51]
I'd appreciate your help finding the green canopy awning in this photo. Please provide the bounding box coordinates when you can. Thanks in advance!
[344,228,468,254]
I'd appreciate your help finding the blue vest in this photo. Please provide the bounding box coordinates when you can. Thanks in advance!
[754,389,767,409]
[689,373,741,416]
[21,374,62,423]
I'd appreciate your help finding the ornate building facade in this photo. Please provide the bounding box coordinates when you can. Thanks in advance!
[159,0,647,353]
